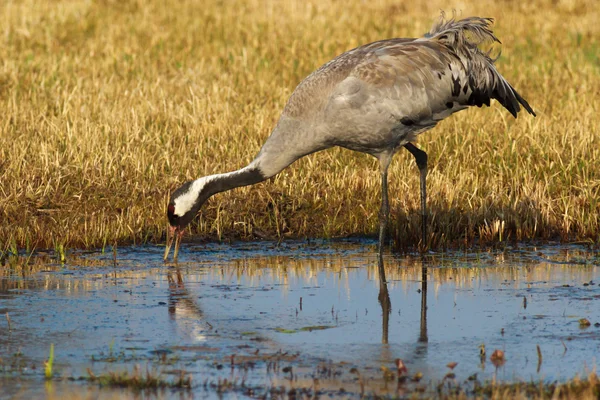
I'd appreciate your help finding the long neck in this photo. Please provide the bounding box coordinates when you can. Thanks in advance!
[248,115,328,178]
[199,116,326,200]
[203,165,267,197]
[172,165,266,222]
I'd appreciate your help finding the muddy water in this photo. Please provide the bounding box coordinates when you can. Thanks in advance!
[1,240,599,398]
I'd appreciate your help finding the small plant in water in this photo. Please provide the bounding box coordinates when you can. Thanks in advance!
[54,243,66,263]
[45,343,54,379]
[109,338,115,357]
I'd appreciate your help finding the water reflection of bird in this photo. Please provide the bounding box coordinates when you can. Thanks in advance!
[167,269,208,341]
[167,269,202,317]
[418,265,428,344]
[378,262,392,345]
[165,15,535,261]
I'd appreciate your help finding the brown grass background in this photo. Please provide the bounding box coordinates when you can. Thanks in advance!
[0,0,598,250]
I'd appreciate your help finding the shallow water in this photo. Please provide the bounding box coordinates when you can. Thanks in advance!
[1,239,599,398]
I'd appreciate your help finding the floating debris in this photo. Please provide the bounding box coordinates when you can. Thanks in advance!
[579,318,592,328]
[413,372,423,382]
[490,350,506,367]
[395,359,408,376]
[275,325,334,334]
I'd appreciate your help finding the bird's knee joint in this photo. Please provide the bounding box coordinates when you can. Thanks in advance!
[379,209,389,222]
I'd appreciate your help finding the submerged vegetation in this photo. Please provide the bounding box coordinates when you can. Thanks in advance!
[82,370,600,399]
[85,365,192,391]
[0,0,599,251]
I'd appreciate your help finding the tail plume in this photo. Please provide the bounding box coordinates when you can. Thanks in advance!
[427,14,500,50]
[427,13,536,118]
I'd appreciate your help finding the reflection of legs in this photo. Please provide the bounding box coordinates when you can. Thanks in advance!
[167,269,204,320]
[378,256,391,345]
[404,143,428,250]
[419,263,428,343]
[376,153,392,345]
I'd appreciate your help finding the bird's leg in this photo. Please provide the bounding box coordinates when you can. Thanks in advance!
[378,165,390,262]
[404,143,428,251]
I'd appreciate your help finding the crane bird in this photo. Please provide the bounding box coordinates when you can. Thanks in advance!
[164,15,535,261]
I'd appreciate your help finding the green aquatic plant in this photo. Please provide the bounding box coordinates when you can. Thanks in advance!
[108,338,115,357]
[54,243,66,263]
[45,344,54,379]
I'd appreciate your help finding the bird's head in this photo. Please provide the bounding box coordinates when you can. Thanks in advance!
[164,178,212,261]
[167,181,200,230]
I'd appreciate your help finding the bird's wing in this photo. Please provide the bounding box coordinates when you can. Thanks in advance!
[325,41,465,128]
[325,28,534,126]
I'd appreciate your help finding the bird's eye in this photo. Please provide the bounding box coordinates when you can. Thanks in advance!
[168,204,175,216]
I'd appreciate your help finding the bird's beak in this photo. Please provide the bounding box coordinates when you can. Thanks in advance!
[164,226,184,262]
[164,226,176,261]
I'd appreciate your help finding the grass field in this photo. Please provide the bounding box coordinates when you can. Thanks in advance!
[0,0,599,251]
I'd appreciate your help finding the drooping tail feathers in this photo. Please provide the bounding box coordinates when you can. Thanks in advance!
[427,14,500,49]
[426,14,536,118]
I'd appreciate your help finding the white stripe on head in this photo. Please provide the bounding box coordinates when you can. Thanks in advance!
[173,176,213,216]
[172,164,263,217]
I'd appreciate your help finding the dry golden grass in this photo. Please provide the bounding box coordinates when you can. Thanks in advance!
[0,0,599,250]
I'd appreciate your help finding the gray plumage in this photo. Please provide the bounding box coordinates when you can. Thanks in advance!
[164,15,535,261]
